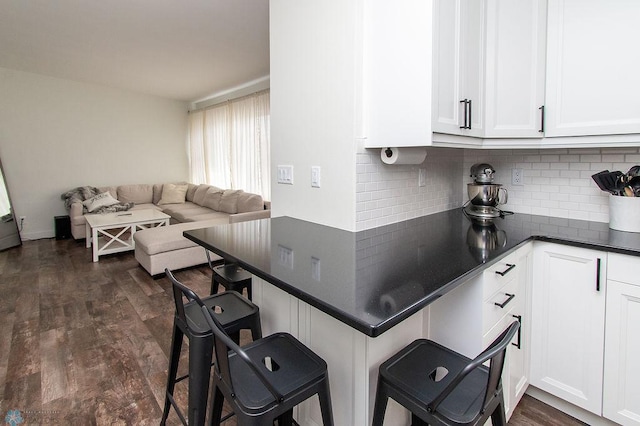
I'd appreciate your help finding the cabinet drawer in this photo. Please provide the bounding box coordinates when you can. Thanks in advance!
[608,253,640,286]
[483,278,519,334]
[483,257,519,300]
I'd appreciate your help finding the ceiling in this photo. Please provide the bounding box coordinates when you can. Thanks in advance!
[0,0,270,102]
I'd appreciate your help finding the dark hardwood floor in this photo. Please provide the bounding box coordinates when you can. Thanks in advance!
[0,238,585,425]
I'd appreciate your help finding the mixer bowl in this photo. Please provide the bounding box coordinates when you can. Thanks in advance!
[467,183,507,206]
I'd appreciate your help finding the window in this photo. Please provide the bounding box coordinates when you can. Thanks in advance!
[188,90,270,199]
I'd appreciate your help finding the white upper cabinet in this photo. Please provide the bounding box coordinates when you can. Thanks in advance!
[544,0,640,137]
[432,0,547,139]
[362,0,433,148]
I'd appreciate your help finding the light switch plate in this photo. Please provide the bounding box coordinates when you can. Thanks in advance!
[311,166,321,188]
[277,165,294,185]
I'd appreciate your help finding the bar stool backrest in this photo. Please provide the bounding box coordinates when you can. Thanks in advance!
[428,321,519,414]
[198,304,285,405]
[166,270,203,333]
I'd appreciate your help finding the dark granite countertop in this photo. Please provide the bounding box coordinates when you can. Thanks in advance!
[184,209,640,337]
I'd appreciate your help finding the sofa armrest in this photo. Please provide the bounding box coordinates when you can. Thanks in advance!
[69,202,84,224]
[229,209,271,224]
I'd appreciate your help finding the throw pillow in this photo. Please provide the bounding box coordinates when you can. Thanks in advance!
[158,183,188,205]
[83,192,120,212]
[219,189,244,214]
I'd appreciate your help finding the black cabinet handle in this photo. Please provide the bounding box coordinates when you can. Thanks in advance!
[495,293,515,308]
[512,314,522,349]
[495,263,516,277]
[539,105,545,133]
[596,258,601,291]
[460,99,468,129]
[459,99,472,129]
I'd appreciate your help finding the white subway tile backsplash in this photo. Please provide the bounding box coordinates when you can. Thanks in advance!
[355,147,464,231]
[464,146,640,224]
[356,145,640,231]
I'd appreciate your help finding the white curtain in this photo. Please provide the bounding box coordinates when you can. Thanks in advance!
[188,90,270,199]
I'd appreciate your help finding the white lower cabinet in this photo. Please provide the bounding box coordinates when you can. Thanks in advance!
[530,242,606,415]
[603,253,640,426]
[429,242,532,420]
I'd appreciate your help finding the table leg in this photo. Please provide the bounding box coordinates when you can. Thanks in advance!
[86,223,91,248]
[92,227,99,262]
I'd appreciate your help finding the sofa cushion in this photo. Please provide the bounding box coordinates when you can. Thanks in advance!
[129,203,161,212]
[158,183,188,205]
[192,184,211,205]
[159,201,200,216]
[202,186,224,210]
[237,192,264,213]
[118,184,153,204]
[219,189,244,214]
[83,192,119,212]
[171,206,225,222]
[186,183,198,202]
[180,211,231,222]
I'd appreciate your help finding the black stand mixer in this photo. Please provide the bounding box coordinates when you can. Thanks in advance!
[463,163,511,224]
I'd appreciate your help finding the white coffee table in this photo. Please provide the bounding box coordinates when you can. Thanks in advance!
[85,209,170,262]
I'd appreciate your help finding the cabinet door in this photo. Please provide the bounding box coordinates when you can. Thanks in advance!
[545,0,640,137]
[432,0,484,137]
[530,242,606,415]
[483,0,546,138]
[603,280,640,426]
[432,0,546,139]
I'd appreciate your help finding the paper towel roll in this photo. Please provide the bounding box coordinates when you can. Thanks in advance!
[380,147,427,165]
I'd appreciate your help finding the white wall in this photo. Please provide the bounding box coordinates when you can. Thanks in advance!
[270,0,361,231]
[0,67,189,240]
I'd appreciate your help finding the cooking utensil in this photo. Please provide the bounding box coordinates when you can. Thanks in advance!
[627,165,640,178]
[628,176,640,197]
[591,170,624,194]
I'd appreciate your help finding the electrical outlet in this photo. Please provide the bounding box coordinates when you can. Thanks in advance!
[512,169,524,186]
[418,168,427,187]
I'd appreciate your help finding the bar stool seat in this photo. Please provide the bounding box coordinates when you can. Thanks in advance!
[206,250,253,299]
[161,269,262,426]
[212,263,252,299]
[372,321,520,426]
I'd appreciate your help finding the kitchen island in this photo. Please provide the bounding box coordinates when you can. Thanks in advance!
[184,209,640,425]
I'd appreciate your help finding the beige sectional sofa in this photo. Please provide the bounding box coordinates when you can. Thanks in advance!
[68,183,270,275]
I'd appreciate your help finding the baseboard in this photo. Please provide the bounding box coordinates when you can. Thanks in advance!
[525,387,618,426]
[20,230,55,241]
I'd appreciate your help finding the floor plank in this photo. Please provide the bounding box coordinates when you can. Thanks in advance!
[0,238,585,425]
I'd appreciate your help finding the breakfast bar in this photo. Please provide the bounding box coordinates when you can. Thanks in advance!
[184,210,640,425]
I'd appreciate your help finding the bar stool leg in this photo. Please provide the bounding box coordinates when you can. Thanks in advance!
[161,324,184,425]
[187,335,214,426]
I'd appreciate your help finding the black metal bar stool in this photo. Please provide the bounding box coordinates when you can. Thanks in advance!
[372,321,520,426]
[206,251,253,299]
[161,268,262,426]
[197,302,334,426]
